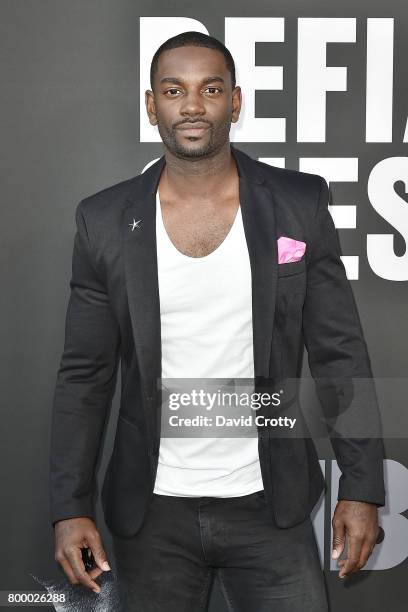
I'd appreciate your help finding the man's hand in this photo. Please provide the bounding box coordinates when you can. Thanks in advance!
[331,500,379,579]
[54,517,111,594]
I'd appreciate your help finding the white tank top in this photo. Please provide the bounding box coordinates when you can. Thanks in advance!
[153,187,263,497]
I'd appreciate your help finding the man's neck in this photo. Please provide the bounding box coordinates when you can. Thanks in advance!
[160,142,238,203]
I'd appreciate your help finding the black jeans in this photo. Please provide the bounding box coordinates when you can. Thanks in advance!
[112,490,329,612]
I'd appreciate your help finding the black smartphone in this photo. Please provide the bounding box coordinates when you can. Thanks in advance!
[81,547,97,571]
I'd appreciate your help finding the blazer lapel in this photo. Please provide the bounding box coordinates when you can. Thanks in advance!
[121,146,278,415]
[121,156,165,402]
[231,146,278,379]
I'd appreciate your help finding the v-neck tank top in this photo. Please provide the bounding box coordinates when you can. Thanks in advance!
[153,187,263,497]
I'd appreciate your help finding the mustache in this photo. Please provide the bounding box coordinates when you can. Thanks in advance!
[173,119,212,128]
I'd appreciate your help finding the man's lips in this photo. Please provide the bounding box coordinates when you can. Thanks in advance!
[176,123,210,135]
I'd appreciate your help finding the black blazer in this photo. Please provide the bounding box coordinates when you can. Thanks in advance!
[50,145,386,538]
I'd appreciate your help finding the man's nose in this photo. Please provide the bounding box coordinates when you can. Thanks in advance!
[179,91,206,115]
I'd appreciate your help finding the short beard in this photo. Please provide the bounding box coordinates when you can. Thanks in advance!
[157,117,231,160]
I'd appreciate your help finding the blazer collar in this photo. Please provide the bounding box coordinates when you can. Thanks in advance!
[121,145,278,404]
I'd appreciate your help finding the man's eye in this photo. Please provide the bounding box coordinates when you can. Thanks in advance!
[164,87,222,96]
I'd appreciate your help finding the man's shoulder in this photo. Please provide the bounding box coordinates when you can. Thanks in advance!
[77,173,141,219]
[260,160,323,190]
[241,149,325,194]
[232,146,326,208]
[233,148,328,231]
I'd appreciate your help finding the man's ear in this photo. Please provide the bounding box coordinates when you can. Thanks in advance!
[231,86,242,124]
[145,90,157,126]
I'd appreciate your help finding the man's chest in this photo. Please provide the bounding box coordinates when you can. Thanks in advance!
[159,198,240,258]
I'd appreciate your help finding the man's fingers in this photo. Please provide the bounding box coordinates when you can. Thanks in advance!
[338,534,364,578]
[86,532,111,572]
[338,558,357,578]
[88,566,104,580]
[53,518,109,592]
[331,518,346,560]
[332,502,381,579]
[356,541,374,570]
[65,547,101,593]
[58,553,99,590]
[57,557,79,586]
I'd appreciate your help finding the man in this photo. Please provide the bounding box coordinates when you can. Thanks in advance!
[50,31,385,611]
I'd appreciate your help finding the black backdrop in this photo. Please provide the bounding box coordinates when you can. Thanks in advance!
[1,1,407,610]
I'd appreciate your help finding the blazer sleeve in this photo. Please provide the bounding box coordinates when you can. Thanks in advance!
[302,176,386,507]
[49,201,121,526]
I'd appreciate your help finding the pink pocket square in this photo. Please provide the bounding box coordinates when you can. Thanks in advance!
[277,236,306,264]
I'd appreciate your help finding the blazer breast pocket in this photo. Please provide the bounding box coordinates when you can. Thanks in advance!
[277,258,306,278]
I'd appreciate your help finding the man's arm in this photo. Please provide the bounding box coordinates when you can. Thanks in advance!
[301,176,385,576]
[50,200,121,524]
[50,201,120,592]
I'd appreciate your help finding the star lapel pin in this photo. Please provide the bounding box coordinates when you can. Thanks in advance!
[129,218,142,231]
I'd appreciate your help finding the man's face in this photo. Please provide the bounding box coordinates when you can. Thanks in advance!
[146,45,241,159]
